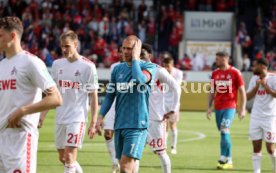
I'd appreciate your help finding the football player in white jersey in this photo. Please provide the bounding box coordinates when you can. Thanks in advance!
[161,53,183,154]
[137,43,181,173]
[0,16,62,173]
[39,30,99,173]
[247,58,276,173]
[103,45,123,173]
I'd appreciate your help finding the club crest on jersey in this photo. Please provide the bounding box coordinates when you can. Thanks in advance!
[59,69,63,74]
[10,66,17,75]
[155,80,163,91]
[226,74,231,79]
[75,70,81,76]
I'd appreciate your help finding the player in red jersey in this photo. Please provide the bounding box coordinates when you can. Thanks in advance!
[207,51,246,169]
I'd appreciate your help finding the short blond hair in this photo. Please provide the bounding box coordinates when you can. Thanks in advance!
[60,30,78,41]
[161,52,174,64]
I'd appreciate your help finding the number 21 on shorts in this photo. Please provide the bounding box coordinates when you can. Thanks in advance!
[67,133,79,144]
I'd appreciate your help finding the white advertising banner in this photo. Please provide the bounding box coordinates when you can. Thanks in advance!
[184,12,234,41]
[183,71,212,82]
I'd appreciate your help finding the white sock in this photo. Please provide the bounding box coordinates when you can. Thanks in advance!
[270,151,276,173]
[64,163,76,173]
[219,155,225,162]
[105,139,118,165]
[158,152,171,173]
[252,153,262,173]
[135,160,139,173]
[226,157,232,164]
[75,161,83,173]
[171,129,178,149]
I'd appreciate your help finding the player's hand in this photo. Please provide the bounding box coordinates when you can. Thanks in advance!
[38,111,48,129]
[256,79,261,86]
[37,119,43,129]
[95,116,104,136]
[7,108,24,128]
[88,124,97,139]
[238,108,246,120]
[132,38,142,60]
[163,111,175,120]
[206,108,212,120]
[260,78,267,87]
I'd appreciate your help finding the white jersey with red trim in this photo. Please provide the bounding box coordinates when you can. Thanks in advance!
[164,67,183,112]
[0,51,56,131]
[149,65,181,121]
[52,57,99,124]
[247,73,276,119]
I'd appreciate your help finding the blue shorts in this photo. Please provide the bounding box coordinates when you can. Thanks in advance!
[215,108,236,131]
[114,128,147,160]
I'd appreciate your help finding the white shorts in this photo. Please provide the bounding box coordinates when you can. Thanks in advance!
[103,102,115,130]
[147,120,167,151]
[0,128,38,173]
[249,117,276,143]
[55,122,86,149]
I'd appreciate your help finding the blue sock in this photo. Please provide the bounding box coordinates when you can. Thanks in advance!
[220,132,231,158]
[225,134,231,158]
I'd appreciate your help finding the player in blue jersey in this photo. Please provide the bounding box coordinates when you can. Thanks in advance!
[96,35,156,173]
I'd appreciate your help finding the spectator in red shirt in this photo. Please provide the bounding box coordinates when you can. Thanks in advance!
[94,35,106,63]
[216,0,227,11]
[185,0,197,11]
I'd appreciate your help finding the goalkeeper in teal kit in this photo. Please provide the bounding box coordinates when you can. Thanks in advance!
[96,35,156,172]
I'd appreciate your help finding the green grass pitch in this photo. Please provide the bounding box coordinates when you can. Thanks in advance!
[37,111,272,173]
